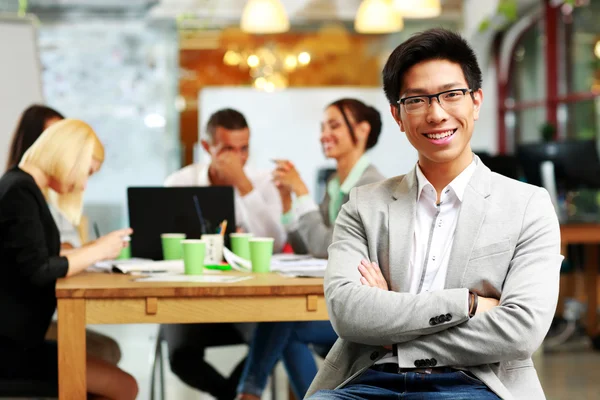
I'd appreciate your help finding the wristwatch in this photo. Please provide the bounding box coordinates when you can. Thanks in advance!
[468,291,478,318]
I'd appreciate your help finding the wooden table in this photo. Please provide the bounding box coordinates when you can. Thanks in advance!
[560,223,600,343]
[56,271,327,400]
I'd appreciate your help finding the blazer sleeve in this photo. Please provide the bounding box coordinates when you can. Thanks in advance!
[325,187,471,345]
[1,186,69,286]
[293,209,333,259]
[394,188,563,366]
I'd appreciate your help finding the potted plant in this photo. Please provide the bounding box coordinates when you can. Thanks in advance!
[540,122,557,142]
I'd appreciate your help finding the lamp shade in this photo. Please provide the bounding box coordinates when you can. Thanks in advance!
[241,0,290,34]
[393,0,442,19]
[355,0,404,34]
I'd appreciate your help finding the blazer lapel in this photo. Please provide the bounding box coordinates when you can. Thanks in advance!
[445,160,492,288]
[388,168,418,293]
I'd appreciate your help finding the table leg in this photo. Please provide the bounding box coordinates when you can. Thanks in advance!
[585,245,599,338]
[58,299,87,399]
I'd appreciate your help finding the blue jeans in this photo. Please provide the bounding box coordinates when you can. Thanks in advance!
[308,368,501,399]
[237,321,338,398]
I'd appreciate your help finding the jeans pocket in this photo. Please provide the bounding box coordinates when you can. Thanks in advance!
[456,370,484,385]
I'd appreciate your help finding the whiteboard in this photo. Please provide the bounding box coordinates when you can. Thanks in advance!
[0,15,44,171]
[199,87,419,195]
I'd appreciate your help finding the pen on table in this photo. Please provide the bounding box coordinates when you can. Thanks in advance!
[219,220,228,237]
[93,222,101,239]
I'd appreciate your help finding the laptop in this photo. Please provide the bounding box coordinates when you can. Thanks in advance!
[127,186,236,260]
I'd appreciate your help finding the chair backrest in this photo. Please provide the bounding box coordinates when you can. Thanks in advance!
[0,378,57,398]
[476,152,521,180]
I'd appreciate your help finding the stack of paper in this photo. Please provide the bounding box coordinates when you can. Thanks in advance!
[270,254,327,269]
[222,248,327,278]
[223,247,252,272]
[270,254,327,278]
[90,259,184,274]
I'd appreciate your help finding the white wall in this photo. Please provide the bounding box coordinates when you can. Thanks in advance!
[0,16,44,171]
[39,20,180,233]
[199,87,418,195]
[462,0,500,154]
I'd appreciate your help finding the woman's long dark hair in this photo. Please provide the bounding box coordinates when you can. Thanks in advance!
[6,104,64,170]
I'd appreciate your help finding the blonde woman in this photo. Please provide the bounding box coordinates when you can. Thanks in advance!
[0,119,138,399]
[6,104,122,365]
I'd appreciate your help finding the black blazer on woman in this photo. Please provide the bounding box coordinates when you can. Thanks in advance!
[0,167,68,347]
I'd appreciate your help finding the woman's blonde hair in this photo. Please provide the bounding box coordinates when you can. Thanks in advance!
[19,118,104,225]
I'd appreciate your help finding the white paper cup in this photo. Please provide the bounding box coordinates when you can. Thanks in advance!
[201,234,224,265]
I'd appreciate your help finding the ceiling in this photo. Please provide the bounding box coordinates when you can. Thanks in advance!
[150,0,462,21]
[20,0,464,25]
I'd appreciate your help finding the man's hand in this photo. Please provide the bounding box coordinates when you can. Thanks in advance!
[475,296,500,315]
[213,152,253,195]
[275,181,293,213]
[272,160,309,197]
[358,259,389,290]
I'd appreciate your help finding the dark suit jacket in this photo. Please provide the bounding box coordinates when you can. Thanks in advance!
[0,167,68,347]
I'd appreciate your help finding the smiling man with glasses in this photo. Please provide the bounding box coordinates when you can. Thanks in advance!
[306,29,562,400]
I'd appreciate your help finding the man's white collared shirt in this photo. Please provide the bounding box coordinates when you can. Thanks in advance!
[409,160,476,294]
[164,163,286,252]
[376,158,476,366]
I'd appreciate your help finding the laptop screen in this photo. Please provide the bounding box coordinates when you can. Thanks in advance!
[127,186,236,260]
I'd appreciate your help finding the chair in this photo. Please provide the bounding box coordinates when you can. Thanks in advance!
[475,152,521,180]
[149,327,167,400]
[149,326,281,400]
[0,378,57,399]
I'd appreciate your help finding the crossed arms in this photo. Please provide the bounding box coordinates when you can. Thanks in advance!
[325,188,563,367]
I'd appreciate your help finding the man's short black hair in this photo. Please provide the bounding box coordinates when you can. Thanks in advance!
[382,28,482,106]
[205,108,249,142]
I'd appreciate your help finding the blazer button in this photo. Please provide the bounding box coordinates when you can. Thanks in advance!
[370,352,379,360]
[429,317,436,326]
[438,315,445,323]
[431,358,438,367]
[414,360,421,367]
[445,313,452,322]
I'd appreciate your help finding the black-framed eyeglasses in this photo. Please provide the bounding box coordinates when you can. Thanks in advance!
[397,88,473,114]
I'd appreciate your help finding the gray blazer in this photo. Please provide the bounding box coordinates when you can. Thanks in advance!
[288,164,385,258]
[306,159,563,400]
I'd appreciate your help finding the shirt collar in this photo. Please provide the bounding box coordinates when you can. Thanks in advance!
[415,157,477,203]
[339,154,371,194]
[448,158,477,202]
[327,154,371,199]
[198,163,210,185]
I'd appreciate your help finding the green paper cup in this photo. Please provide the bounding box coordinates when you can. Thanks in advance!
[182,239,206,275]
[249,237,274,274]
[116,245,131,260]
[230,233,253,260]
[161,233,186,260]
[117,235,131,260]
